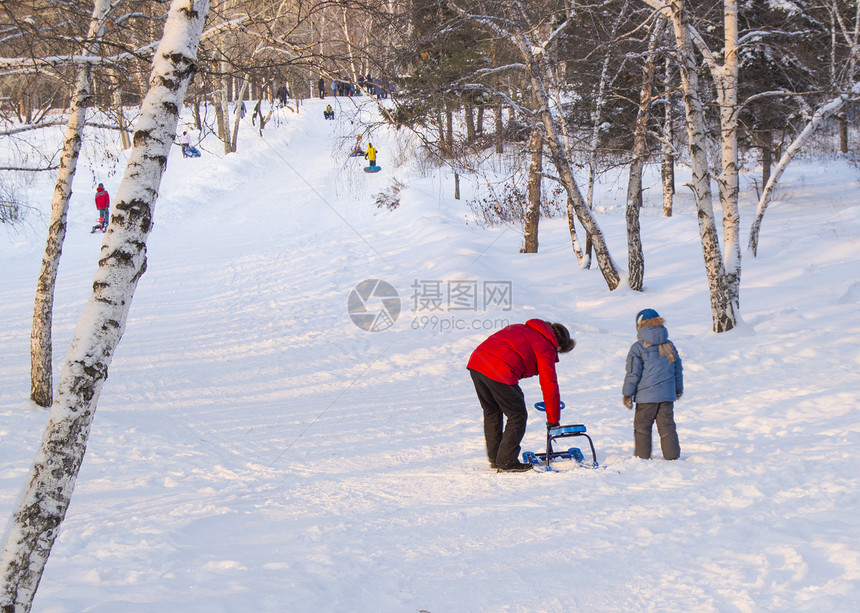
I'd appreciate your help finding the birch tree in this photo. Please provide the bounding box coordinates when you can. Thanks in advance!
[748,81,860,255]
[583,1,629,269]
[625,19,662,292]
[522,126,542,253]
[660,55,675,216]
[0,1,210,609]
[748,0,860,255]
[449,0,621,290]
[29,0,113,409]
[643,0,738,331]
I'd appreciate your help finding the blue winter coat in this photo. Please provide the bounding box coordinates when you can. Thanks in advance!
[622,322,683,403]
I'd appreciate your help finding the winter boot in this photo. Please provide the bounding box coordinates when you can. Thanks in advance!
[496,461,533,473]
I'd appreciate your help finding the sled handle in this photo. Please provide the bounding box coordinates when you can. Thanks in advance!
[534,401,565,412]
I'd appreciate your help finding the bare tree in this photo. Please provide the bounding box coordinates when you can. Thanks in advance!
[29,0,113,409]
[748,0,860,255]
[748,81,860,255]
[625,19,663,292]
[0,1,210,609]
[449,0,621,290]
[582,1,629,269]
[522,126,542,253]
[643,0,738,331]
[660,55,675,216]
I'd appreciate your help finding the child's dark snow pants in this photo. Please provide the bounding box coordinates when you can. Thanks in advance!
[634,401,680,460]
[469,369,528,467]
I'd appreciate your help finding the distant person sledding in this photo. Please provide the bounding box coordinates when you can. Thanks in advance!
[349,135,364,157]
[91,183,110,233]
[364,142,381,173]
[323,104,334,120]
[177,130,201,158]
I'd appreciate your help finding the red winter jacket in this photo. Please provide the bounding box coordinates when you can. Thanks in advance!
[95,187,110,210]
[467,319,562,423]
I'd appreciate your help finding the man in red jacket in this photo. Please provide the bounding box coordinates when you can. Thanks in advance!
[467,319,575,472]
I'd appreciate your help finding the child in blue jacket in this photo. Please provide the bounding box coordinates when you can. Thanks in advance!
[622,308,683,460]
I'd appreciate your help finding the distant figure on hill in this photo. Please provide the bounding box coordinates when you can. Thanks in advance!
[177,130,200,158]
[324,104,334,120]
[364,142,378,167]
[92,183,109,233]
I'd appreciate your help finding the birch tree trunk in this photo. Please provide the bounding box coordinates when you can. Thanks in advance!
[213,86,228,152]
[665,0,736,331]
[29,0,112,409]
[1,2,210,609]
[231,76,249,148]
[566,196,585,265]
[625,22,661,292]
[717,0,741,317]
[548,65,582,262]
[531,63,620,289]
[523,127,542,253]
[341,4,359,84]
[662,56,675,217]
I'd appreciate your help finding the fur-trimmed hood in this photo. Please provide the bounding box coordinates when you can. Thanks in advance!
[636,316,665,331]
[637,317,667,342]
[636,318,677,364]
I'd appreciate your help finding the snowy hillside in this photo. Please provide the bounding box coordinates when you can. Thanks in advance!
[2,97,860,612]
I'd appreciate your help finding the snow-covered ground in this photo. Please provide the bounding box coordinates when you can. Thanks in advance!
[2,97,859,612]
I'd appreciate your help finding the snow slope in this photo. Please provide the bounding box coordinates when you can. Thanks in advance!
[2,97,860,612]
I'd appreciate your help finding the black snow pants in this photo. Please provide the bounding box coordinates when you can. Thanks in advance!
[469,369,528,467]
[634,401,680,460]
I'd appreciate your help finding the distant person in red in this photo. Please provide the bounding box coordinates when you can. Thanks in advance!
[467,320,575,472]
[94,183,110,232]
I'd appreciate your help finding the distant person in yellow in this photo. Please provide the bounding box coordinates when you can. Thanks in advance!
[364,142,378,167]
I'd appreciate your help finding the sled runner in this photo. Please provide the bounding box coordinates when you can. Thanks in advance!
[90,217,107,233]
[523,401,599,470]
[363,165,381,173]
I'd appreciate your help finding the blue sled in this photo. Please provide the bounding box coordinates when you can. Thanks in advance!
[523,402,599,470]
[363,165,381,173]
[182,147,201,158]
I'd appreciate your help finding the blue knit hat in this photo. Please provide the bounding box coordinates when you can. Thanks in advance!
[636,308,660,328]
